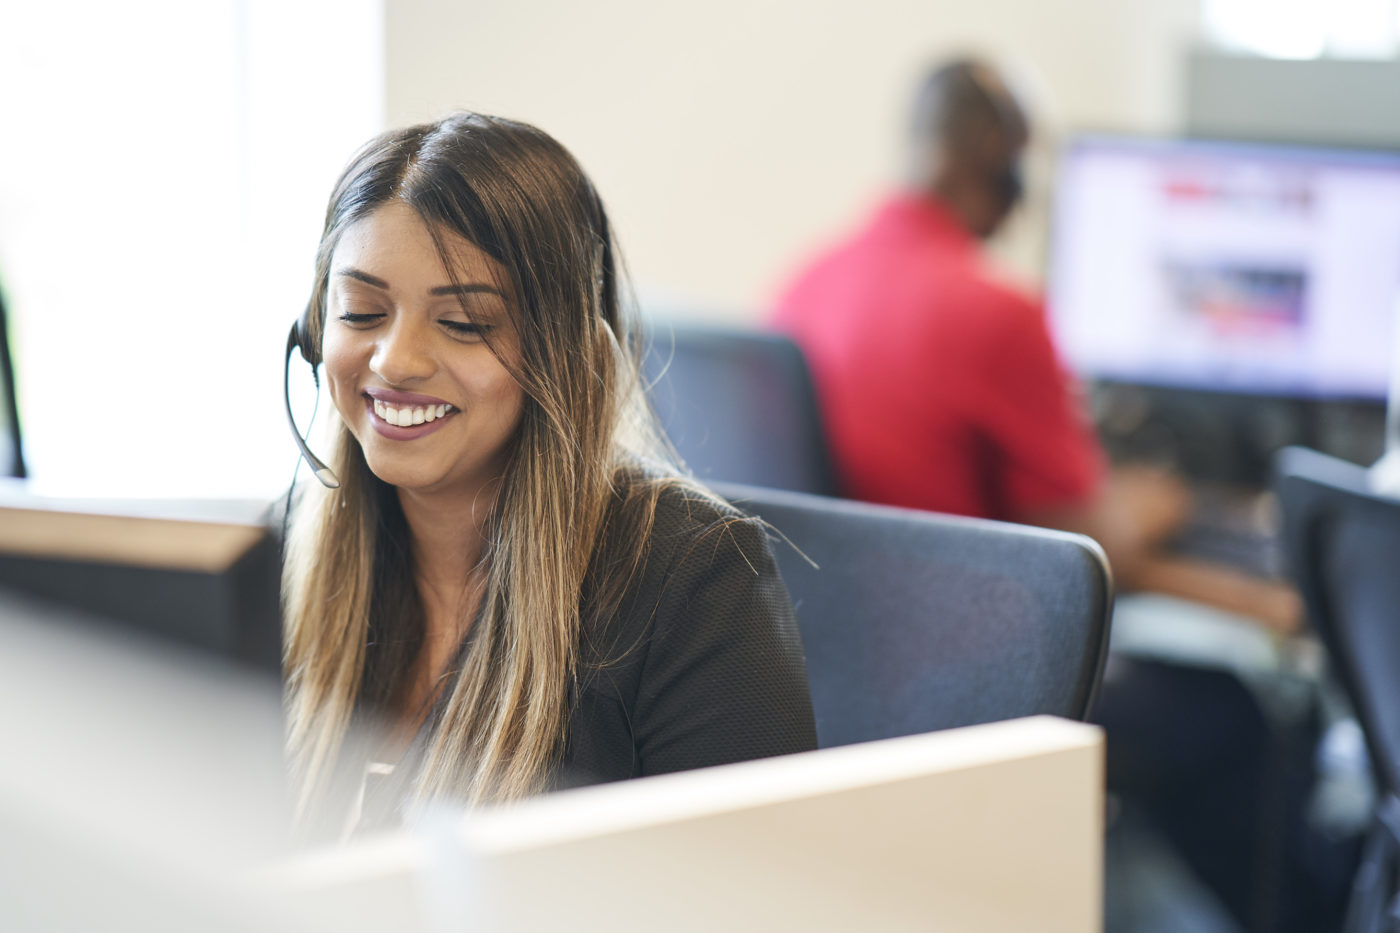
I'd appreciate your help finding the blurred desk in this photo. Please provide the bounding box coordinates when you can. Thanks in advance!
[1110,592,1320,687]
[1135,555,1303,635]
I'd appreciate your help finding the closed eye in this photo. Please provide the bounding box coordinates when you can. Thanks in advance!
[337,311,384,326]
[442,320,491,340]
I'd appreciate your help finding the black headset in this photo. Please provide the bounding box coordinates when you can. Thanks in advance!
[284,305,340,488]
[961,64,1027,213]
[994,160,1026,213]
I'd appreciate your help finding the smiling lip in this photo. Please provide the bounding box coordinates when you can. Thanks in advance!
[364,387,452,407]
[362,389,458,440]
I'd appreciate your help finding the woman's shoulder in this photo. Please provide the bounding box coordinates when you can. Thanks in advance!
[584,463,777,637]
[653,480,755,539]
[569,464,815,784]
[609,462,766,562]
[587,463,799,681]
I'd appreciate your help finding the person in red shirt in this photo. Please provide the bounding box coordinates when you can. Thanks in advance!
[774,61,1320,929]
[771,58,1182,586]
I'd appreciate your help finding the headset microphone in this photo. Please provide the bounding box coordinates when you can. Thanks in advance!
[284,324,341,488]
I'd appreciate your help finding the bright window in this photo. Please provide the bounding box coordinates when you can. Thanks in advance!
[0,0,383,499]
[1202,0,1400,59]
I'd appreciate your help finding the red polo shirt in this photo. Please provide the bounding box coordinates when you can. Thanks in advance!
[770,194,1103,521]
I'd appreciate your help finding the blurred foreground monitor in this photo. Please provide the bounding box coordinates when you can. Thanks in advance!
[0,492,291,931]
[0,481,282,675]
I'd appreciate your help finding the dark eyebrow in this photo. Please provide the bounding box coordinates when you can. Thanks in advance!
[334,267,505,299]
[429,283,506,298]
[335,267,389,289]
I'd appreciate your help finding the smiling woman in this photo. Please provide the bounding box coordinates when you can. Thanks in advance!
[323,202,526,499]
[281,113,815,837]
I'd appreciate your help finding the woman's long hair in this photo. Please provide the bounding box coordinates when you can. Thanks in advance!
[283,113,672,816]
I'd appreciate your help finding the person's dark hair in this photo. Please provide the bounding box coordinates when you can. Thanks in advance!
[284,113,675,814]
[910,58,1028,156]
[908,57,1030,234]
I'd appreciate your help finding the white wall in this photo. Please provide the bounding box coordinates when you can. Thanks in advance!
[384,0,1200,320]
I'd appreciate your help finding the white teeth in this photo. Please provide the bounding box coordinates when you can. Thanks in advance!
[373,399,453,427]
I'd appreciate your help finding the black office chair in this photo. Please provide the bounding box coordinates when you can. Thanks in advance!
[643,322,837,496]
[1276,446,1400,933]
[716,482,1114,747]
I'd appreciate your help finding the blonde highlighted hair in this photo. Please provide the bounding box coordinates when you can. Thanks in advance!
[283,113,678,819]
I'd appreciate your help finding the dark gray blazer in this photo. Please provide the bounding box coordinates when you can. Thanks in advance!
[341,480,816,835]
[559,482,817,786]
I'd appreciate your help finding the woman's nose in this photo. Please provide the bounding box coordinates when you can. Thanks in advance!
[370,318,436,385]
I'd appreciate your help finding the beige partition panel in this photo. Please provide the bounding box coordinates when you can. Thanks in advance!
[281,716,1103,933]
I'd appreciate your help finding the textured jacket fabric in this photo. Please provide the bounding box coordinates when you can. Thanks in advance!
[558,482,818,786]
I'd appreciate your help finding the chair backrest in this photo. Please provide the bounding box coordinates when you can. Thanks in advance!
[1276,446,1400,793]
[644,323,837,496]
[716,482,1114,747]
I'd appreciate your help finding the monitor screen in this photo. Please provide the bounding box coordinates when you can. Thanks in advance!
[1047,135,1400,400]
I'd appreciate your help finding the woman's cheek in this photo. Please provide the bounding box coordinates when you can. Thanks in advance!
[320,334,364,425]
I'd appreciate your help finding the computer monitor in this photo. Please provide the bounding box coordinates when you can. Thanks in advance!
[1048,134,1400,401]
[0,483,282,675]
[0,580,290,933]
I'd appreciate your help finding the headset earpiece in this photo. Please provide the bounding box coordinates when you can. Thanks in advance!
[284,319,340,488]
[293,302,321,369]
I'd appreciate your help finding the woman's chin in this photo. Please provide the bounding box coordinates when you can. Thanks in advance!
[362,458,448,494]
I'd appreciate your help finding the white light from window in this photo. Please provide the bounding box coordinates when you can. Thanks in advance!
[1202,0,1400,59]
[0,0,383,501]
[1328,0,1400,57]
